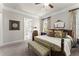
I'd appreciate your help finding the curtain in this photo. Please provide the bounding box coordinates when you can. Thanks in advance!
[43,18,48,32]
[76,10,79,39]
[42,17,51,33]
[69,10,77,46]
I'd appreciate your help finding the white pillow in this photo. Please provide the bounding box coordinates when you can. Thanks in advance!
[66,35,72,39]
[66,35,74,46]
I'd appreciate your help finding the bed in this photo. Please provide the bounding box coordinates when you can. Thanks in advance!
[34,29,74,56]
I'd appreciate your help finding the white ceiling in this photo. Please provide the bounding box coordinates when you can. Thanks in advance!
[3,3,76,17]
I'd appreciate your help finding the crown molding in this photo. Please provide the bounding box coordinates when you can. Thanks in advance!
[3,5,40,19]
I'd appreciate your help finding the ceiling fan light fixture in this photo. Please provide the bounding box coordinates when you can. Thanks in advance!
[43,3,49,6]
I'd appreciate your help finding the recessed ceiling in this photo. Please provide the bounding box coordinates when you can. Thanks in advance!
[3,3,76,17]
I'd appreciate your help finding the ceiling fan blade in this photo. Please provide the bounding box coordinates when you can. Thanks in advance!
[35,3,40,5]
[49,4,53,8]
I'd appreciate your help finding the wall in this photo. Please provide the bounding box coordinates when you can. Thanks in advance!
[45,4,79,30]
[33,18,41,35]
[3,9,24,43]
[24,17,41,40]
[3,9,41,43]
[49,11,72,29]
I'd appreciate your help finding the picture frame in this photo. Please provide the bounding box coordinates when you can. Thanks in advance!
[9,20,20,30]
[54,20,65,29]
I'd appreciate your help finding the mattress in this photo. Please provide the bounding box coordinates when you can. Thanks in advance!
[34,35,73,56]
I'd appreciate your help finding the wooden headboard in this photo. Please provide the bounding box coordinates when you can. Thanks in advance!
[64,30,73,37]
[48,29,73,37]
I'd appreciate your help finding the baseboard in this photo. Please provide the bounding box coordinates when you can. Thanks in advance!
[0,40,25,48]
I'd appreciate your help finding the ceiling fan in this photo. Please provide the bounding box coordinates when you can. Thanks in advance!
[34,3,54,8]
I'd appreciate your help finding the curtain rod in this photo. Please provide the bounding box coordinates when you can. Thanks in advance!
[42,17,51,20]
[69,8,79,12]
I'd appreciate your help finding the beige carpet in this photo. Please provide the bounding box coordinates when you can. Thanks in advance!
[0,40,36,56]
[71,48,79,56]
[0,40,79,56]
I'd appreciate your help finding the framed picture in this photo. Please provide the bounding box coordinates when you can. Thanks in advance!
[9,20,20,30]
[54,20,65,29]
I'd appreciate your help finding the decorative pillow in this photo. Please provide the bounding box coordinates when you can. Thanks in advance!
[47,29,54,37]
[54,30,66,38]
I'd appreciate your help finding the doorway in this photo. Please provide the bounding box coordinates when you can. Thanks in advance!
[24,18,33,40]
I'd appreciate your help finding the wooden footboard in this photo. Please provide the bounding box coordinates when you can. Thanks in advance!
[51,39,66,56]
[34,37,66,56]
